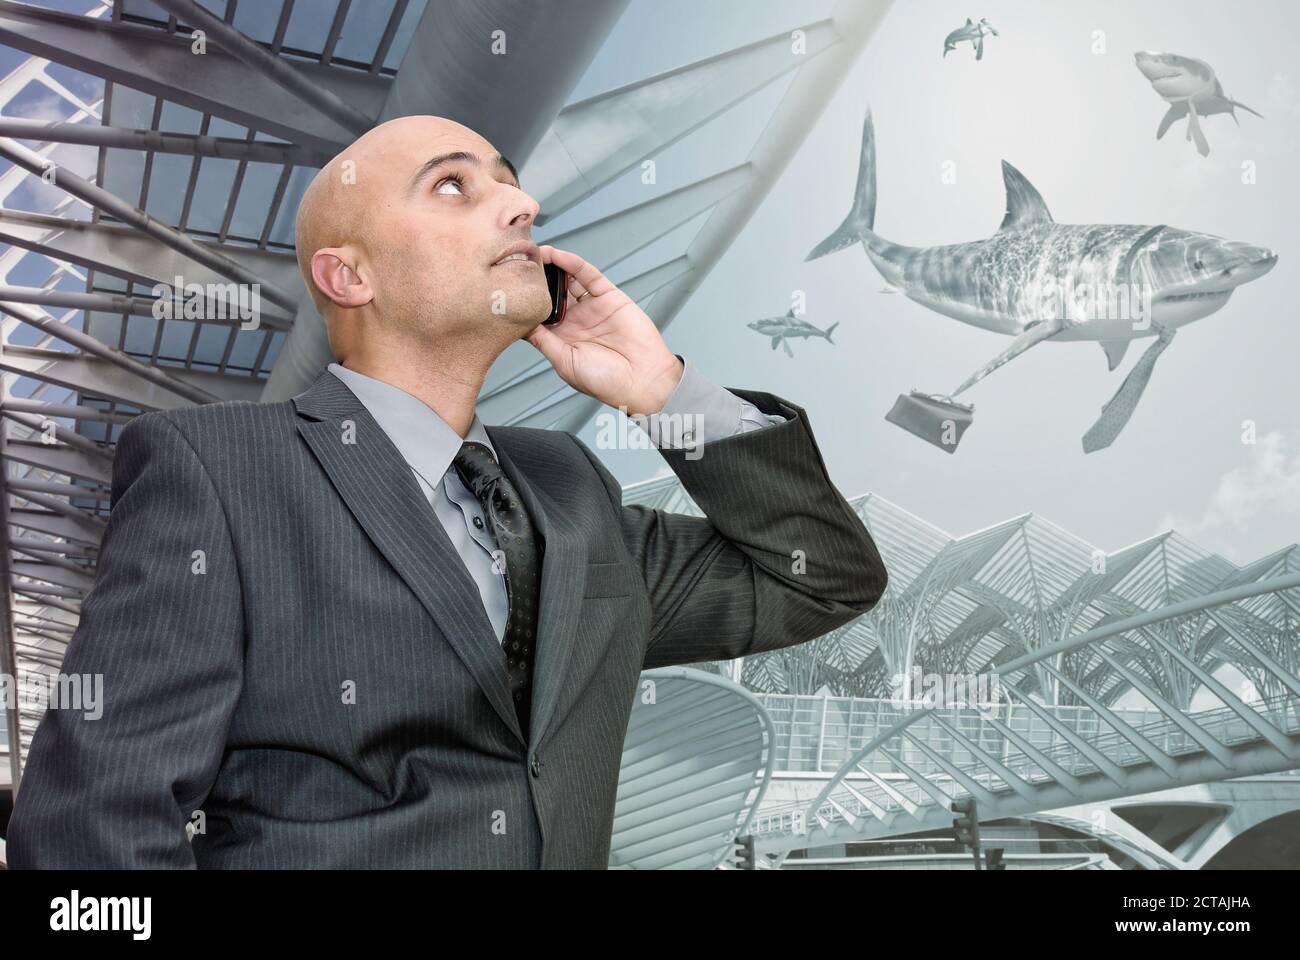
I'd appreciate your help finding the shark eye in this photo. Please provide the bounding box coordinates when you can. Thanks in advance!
[1193,258,1205,271]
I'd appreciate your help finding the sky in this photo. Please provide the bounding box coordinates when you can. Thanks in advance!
[563,0,1299,567]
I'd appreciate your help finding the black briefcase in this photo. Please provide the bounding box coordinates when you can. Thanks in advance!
[884,390,975,453]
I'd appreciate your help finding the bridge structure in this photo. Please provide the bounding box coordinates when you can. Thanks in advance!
[618,472,1300,869]
[742,571,1300,863]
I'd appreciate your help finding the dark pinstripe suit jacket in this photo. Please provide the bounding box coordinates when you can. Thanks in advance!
[7,368,887,869]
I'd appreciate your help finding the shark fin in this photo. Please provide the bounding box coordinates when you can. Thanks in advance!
[1156,103,1186,140]
[807,108,878,260]
[965,17,973,25]
[770,336,781,351]
[952,318,1065,396]
[998,161,1054,231]
[1186,101,1210,156]
[824,321,839,344]
[976,35,985,60]
[782,339,794,359]
[786,308,796,318]
[1232,98,1264,120]
[1100,339,1131,371]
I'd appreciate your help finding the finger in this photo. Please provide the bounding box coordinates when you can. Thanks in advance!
[525,323,572,375]
[545,246,615,297]
[565,273,590,302]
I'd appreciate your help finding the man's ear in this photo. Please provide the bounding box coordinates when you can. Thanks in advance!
[310,248,373,309]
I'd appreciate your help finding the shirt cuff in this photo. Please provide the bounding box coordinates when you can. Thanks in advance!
[629,355,786,450]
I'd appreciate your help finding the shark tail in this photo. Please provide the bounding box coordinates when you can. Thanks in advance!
[806,108,879,262]
[824,321,839,344]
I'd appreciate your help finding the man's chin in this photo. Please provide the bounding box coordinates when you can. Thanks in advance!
[505,292,554,329]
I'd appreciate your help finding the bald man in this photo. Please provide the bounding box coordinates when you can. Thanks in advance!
[7,116,888,870]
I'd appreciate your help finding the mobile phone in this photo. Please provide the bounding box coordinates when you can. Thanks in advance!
[544,262,567,326]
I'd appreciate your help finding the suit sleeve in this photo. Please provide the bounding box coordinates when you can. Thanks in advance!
[5,412,244,869]
[571,388,887,670]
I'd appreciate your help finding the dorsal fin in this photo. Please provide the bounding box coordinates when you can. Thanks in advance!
[999,161,1053,230]
[965,17,973,25]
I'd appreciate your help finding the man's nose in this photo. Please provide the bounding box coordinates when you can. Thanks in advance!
[506,189,541,227]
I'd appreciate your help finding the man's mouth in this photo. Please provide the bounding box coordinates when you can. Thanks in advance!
[493,253,536,267]
[490,241,541,267]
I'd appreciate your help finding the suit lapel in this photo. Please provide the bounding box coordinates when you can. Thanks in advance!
[485,426,587,752]
[292,370,523,743]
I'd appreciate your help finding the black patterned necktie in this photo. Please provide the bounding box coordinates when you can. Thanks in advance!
[452,441,541,739]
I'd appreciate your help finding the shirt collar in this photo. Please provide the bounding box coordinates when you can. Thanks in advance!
[326,362,495,484]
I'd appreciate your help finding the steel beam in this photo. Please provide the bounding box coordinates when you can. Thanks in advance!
[0,347,263,408]
[150,0,372,136]
[7,478,109,504]
[0,117,330,167]
[0,300,218,404]
[0,137,298,312]
[9,538,96,561]
[0,210,300,325]
[529,18,840,224]
[0,285,288,332]
[1,399,133,426]
[7,507,103,548]
[0,0,373,153]
[1,414,114,465]
[10,560,94,593]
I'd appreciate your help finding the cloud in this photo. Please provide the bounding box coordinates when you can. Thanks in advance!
[8,91,69,124]
[1159,430,1300,560]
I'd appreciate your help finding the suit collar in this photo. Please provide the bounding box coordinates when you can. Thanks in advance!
[323,362,495,496]
[291,365,366,421]
[292,367,588,752]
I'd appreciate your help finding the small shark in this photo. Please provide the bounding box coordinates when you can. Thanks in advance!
[943,18,998,60]
[1135,51,1262,157]
[748,310,839,358]
[806,108,1277,451]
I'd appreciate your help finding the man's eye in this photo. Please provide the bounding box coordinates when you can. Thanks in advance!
[435,174,466,195]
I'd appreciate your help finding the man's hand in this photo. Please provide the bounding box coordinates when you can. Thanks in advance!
[525,245,684,416]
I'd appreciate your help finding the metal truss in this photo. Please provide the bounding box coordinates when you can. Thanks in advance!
[748,572,1300,855]
[608,667,774,870]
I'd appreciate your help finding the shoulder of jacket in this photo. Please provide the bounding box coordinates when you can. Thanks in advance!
[123,399,294,447]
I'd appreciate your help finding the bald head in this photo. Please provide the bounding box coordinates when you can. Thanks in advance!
[292,115,546,363]
[295,116,482,313]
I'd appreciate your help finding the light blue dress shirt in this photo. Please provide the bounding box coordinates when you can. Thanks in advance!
[326,356,784,645]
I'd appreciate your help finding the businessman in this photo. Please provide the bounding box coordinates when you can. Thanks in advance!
[7,115,887,869]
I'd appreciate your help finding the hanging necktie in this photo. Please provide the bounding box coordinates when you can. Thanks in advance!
[1082,323,1176,453]
[452,441,542,739]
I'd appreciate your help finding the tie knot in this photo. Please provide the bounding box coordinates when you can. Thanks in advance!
[453,441,505,499]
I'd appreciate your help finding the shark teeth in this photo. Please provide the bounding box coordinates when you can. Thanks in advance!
[1163,290,1230,301]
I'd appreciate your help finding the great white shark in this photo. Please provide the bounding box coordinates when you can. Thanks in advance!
[807,108,1277,451]
[1135,52,1262,157]
[748,309,839,357]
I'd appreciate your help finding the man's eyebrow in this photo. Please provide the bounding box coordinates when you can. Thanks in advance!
[408,151,520,192]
